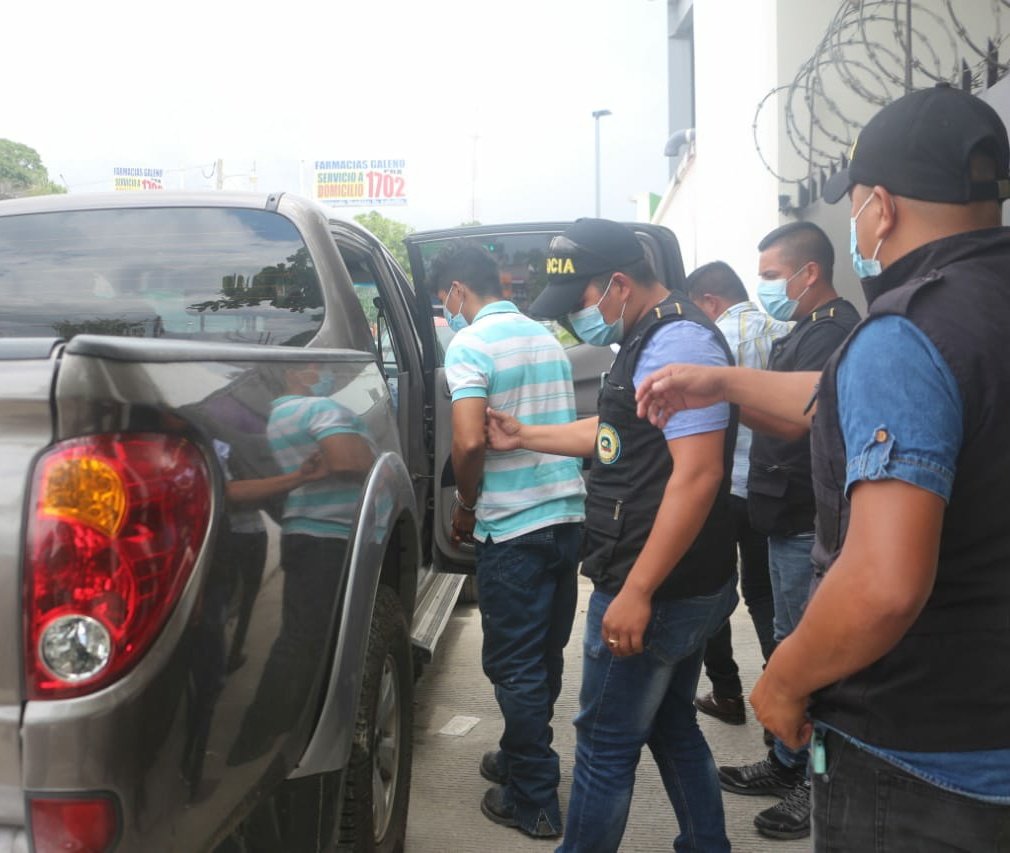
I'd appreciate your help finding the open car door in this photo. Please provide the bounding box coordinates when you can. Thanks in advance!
[403,221,687,575]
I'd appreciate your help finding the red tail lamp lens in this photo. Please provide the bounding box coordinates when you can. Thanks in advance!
[25,434,211,699]
[30,795,119,853]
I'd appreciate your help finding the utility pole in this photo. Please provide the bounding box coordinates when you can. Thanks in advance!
[215,158,224,191]
[592,109,612,217]
[470,134,479,223]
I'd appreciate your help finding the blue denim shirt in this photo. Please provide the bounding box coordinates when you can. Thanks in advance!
[833,314,1010,801]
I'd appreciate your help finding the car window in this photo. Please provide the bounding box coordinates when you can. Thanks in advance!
[0,207,325,345]
[415,232,583,348]
[337,243,411,415]
[413,230,660,350]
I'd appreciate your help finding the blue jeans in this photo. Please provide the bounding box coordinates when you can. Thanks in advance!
[476,522,581,834]
[813,728,1010,851]
[768,532,815,770]
[703,495,776,697]
[558,579,738,853]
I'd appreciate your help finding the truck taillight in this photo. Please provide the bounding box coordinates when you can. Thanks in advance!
[29,794,119,853]
[24,434,211,699]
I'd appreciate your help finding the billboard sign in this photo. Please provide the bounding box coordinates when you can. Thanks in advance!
[113,167,164,191]
[314,159,407,206]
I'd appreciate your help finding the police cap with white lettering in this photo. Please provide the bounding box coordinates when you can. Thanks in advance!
[529,218,645,319]
[823,84,1010,205]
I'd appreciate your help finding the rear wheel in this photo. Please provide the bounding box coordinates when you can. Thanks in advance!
[338,585,413,853]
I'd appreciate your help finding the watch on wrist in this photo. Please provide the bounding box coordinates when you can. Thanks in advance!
[454,489,477,513]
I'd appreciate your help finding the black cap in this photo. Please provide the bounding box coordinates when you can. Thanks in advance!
[823,84,1010,205]
[528,218,645,319]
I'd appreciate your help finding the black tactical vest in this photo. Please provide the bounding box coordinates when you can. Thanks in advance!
[748,298,861,535]
[809,228,1010,751]
[580,293,738,600]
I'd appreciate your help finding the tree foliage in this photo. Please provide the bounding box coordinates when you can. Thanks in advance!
[0,139,67,199]
[353,211,413,271]
[188,247,323,314]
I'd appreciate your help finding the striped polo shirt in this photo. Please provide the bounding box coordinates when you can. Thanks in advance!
[714,301,793,497]
[445,301,586,543]
[267,394,371,538]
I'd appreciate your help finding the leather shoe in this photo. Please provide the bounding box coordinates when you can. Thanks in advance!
[479,749,506,785]
[694,690,746,725]
[480,786,561,839]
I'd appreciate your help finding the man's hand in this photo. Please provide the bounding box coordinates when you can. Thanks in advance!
[634,364,727,428]
[450,503,476,546]
[750,667,813,751]
[298,451,328,483]
[486,408,522,451]
[601,586,652,657]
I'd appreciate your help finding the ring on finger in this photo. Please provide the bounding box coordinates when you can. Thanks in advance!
[607,637,619,647]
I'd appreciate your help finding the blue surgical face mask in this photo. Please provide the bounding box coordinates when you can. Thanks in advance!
[567,276,626,346]
[309,370,337,397]
[442,284,468,333]
[850,193,885,279]
[757,266,809,321]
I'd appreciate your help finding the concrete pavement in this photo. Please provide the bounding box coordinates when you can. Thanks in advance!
[406,577,809,852]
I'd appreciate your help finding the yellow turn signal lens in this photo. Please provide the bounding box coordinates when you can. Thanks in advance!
[42,457,127,538]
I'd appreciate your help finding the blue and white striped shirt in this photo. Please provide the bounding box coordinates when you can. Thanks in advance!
[445,301,586,543]
[715,301,793,497]
[267,395,370,538]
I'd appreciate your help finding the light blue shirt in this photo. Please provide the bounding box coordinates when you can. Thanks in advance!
[445,301,586,543]
[829,314,1010,802]
[714,302,793,497]
[267,395,367,538]
[633,319,731,440]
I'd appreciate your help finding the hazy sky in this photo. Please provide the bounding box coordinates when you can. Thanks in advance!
[4,0,672,230]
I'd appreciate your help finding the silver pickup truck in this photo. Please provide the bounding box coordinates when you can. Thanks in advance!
[0,191,474,853]
[0,192,688,852]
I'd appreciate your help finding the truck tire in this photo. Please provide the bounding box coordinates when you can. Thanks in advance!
[338,585,413,853]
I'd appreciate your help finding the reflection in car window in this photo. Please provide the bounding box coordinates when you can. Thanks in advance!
[0,207,324,345]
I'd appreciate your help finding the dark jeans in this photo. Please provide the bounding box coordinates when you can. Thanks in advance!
[702,495,775,698]
[227,529,268,667]
[475,522,581,835]
[814,728,1010,851]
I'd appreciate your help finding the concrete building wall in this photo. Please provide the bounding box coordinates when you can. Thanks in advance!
[655,0,781,287]
[657,1,1009,298]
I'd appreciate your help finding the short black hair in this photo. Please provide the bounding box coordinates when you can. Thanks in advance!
[685,261,748,303]
[427,242,503,299]
[758,221,834,283]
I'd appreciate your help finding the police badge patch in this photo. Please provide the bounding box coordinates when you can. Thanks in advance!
[596,422,621,465]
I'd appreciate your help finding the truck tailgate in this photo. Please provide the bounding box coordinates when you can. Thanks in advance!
[0,339,61,831]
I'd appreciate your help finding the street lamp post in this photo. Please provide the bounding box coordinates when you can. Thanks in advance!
[592,109,612,217]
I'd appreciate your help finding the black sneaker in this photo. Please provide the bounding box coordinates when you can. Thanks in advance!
[480,749,507,785]
[754,779,811,840]
[480,786,561,839]
[718,752,804,797]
